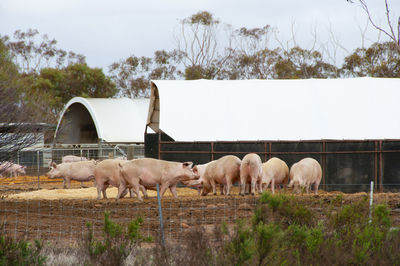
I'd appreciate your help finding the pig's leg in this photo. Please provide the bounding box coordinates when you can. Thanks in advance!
[62,178,67,189]
[251,178,257,195]
[314,180,320,195]
[159,184,169,197]
[121,188,129,198]
[271,178,275,194]
[102,184,109,199]
[169,185,178,199]
[96,182,106,200]
[226,178,232,195]
[116,184,127,200]
[139,185,149,199]
[132,184,143,201]
[239,174,246,196]
[210,179,217,195]
[219,184,225,195]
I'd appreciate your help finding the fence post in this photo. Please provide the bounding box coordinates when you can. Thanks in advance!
[37,150,40,189]
[369,181,374,223]
[156,184,165,247]
[127,145,135,160]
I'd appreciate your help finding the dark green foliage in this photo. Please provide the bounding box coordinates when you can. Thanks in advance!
[0,235,46,266]
[84,211,152,266]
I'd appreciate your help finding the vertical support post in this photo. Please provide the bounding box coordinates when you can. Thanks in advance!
[322,141,326,191]
[158,132,161,160]
[374,141,378,191]
[269,142,272,160]
[264,142,267,162]
[211,142,214,161]
[369,181,374,223]
[379,141,383,192]
[37,150,40,189]
[127,145,135,160]
[156,184,165,247]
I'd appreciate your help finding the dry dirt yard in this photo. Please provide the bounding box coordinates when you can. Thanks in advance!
[1,175,400,244]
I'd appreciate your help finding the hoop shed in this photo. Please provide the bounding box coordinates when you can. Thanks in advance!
[55,97,149,144]
[146,78,400,192]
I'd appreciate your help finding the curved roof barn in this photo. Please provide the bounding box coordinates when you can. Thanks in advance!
[55,97,149,144]
[148,78,400,141]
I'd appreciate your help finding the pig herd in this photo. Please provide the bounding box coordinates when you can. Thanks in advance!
[45,154,322,201]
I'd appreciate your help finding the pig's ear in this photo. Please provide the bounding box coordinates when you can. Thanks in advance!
[51,162,57,168]
[183,162,193,168]
[192,165,198,174]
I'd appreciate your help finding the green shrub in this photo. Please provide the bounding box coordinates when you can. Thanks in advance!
[223,219,255,266]
[84,211,152,265]
[0,235,46,266]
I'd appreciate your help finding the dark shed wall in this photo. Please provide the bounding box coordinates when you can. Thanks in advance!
[145,136,400,192]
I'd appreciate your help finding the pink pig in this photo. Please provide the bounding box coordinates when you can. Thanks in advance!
[46,160,96,188]
[118,158,199,201]
[0,162,26,177]
[240,153,262,196]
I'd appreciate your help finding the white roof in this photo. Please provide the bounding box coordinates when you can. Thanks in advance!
[56,97,149,143]
[148,78,400,141]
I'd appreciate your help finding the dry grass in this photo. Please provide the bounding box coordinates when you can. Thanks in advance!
[5,187,200,200]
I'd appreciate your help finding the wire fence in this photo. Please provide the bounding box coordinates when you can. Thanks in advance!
[1,191,400,247]
[0,196,259,245]
[0,144,145,187]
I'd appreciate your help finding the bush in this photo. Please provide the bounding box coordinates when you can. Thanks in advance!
[0,235,46,266]
[84,211,152,266]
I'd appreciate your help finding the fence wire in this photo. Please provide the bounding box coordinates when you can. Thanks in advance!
[0,196,258,245]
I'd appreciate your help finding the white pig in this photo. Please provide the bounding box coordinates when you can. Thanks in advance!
[62,155,88,163]
[240,153,262,195]
[181,162,211,195]
[201,155,241,196]
[0,162,26,177]
[288,157,322,194]
[46,160,96,188]
[261,157,289,194]
[94,159,147,200]
[117,158,199,201]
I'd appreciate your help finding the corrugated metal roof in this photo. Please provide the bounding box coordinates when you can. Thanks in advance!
[149,78,400,141]
[55,97,149,143]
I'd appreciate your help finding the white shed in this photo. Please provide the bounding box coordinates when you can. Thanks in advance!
[55,97,149,144]
[148,78,400,141]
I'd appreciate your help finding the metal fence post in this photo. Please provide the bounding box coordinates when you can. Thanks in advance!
[37,150,40,189]
[369,181,374,223]
[156,184,165,247]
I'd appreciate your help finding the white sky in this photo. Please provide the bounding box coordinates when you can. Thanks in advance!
[0,0,399,72]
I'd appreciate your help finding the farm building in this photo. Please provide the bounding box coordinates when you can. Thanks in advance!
[53,97,150,161]
[146,78,400,192]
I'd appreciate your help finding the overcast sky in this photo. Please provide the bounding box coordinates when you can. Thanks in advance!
[1,0,399,71]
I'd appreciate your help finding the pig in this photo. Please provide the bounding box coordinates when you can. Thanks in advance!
[46,160,97,188]
[240,153,262,196]
[181,162,210,195]
[261,157,289,194]
[94,159,147,200]
[201,155,241,196]
[288,157,322,194]
[47,155,89,169]
[0,162,26,177]
[117,158,199,201]
[61,155,88,163]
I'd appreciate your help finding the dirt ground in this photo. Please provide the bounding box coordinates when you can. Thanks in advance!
[1,176,400,245]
